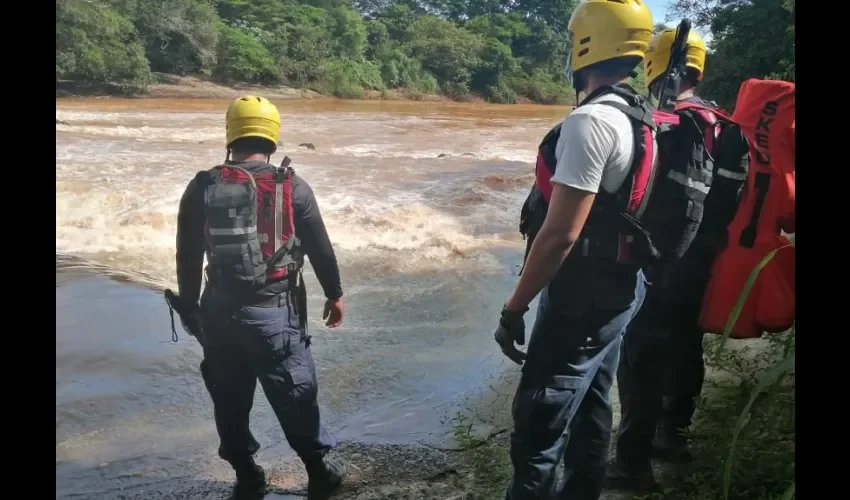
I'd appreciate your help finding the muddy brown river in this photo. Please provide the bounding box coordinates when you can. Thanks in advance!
[55,98,573,499]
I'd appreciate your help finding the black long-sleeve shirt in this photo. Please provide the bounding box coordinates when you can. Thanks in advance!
[702,121,750,236]
[176,160,343,305]
[680,96,750,247]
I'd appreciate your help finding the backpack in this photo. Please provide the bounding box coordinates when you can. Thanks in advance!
[699,79,795,339]
[201,157,303,296]
[519,84,733,283]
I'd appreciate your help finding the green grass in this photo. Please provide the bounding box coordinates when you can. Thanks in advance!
[453,244,796,500]
[652,331,795,500]
[452,412,512,498]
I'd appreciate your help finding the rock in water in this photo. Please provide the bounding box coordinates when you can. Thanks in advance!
[298,142,316,150]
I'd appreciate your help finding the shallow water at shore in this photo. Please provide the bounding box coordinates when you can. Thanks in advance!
[56,98,567,498]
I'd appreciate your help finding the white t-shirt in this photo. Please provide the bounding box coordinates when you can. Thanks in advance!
[551,93,657,195]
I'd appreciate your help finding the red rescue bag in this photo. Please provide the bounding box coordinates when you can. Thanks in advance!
[699,79,795,339]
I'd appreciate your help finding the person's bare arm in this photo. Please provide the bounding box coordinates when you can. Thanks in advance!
[504,110,617,311]
[505,184,595,311]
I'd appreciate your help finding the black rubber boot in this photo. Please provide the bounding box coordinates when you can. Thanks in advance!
[229,456,266,500]
[306,454,348,500]
[652,425,694,464]
[605,458,661,494]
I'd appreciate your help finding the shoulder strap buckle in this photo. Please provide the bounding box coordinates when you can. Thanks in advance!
[275,156,293,181]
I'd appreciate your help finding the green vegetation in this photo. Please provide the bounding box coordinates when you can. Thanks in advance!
[55,0,631,103]
[55,0,794,103]
[667,0,796,111]
[453,334,795,500]
[665,331,795,500]
[453,244,795,500]
[452,412,512,498]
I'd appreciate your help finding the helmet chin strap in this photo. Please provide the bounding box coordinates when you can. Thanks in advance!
[564,48,586,100]
[571,70,585,106]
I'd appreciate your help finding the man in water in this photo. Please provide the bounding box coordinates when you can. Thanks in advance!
[494,1,655,498]
[611,28,750,491]
[176,95,347,500]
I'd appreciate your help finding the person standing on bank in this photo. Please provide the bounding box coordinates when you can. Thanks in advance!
[610,27,750,492]
[175,95,347,500]
[496,1,656,498]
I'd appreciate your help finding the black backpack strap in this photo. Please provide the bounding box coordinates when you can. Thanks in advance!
[536,122,562,177]
[577,82,657,131]
[579,82,639,105]
[600,100,657,131]
[196,168,219,185]
[587,98,656,214]
[593,97,657,212]
[539,122,562,147]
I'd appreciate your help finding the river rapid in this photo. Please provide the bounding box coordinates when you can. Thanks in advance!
[55,98,572,499]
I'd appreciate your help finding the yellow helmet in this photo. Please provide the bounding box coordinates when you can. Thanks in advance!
[644,28,708,87]
[225,95,281,148]
[565,0,654,77]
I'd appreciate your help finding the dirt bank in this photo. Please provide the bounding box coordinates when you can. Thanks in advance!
[56,74,449,102]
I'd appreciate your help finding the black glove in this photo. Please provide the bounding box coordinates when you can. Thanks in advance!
[181,306,203,338]
[494,305,529,365]
[164,289,204,343]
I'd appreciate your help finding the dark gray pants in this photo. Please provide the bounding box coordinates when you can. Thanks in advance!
[616,286,705,469]
[199,288,335,466]
[506,264,648,500]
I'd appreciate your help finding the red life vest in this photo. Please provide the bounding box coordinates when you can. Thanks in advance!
[698,79,795,339]
[674,100,726,154]
[533,110,656,215]
[521,84,660,269]
[202,158,302,294]
[521,84,748,294]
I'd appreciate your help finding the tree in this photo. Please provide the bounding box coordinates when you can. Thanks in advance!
[133,0,220,75]
[515,0,578,32]
[214,24,280,83]
[699,0,795,108]
[56,0,151,85]
[666,0,723,29]
[408,15,486,96]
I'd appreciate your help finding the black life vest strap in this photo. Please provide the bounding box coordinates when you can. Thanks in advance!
[572,85,659,265]
[601,100,656,131]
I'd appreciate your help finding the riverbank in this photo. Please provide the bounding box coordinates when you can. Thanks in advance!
[53,265,707,500]
[55,252,520,499]
[449,333,795,500]
[56,73,482,103]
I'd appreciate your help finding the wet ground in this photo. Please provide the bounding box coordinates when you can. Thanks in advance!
[56,263,525,499]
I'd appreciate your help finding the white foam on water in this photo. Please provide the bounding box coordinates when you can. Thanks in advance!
[56,104,545,282]
[57,123,223,143]
[326,143,535,163]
